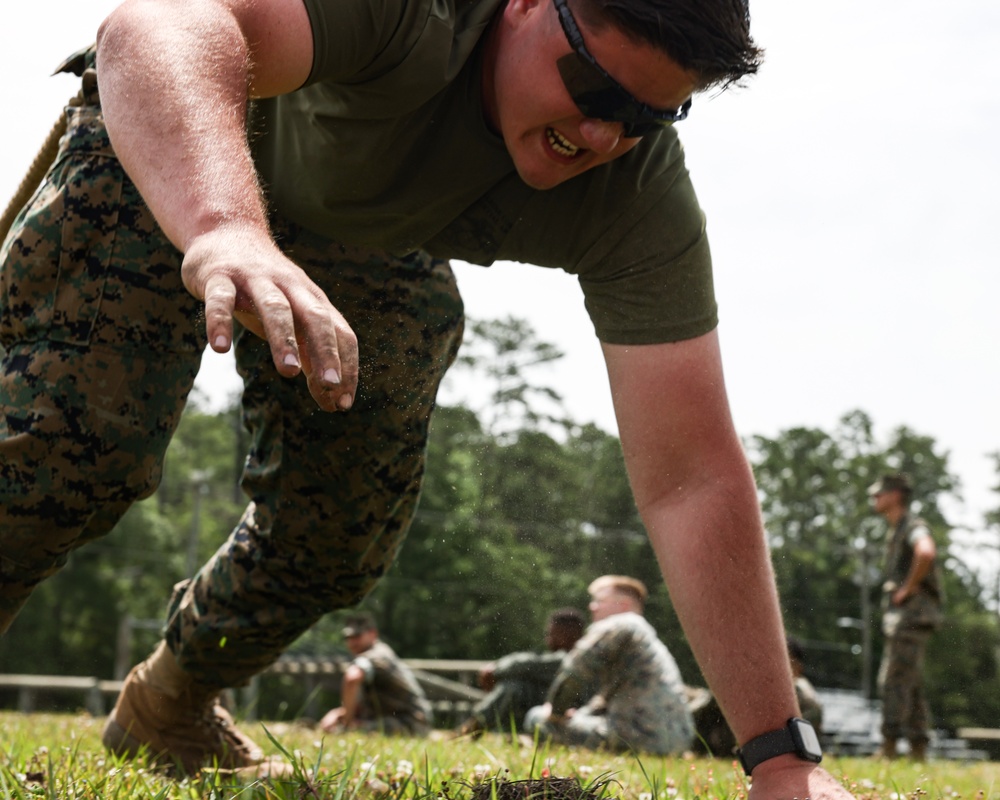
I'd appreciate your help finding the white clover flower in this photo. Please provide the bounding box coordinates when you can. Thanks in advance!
[639,792,653,800]
[577,765,594,778]
[472,764,492,780]
[397,759,414,777]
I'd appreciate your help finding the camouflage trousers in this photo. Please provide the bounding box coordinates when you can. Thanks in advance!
[877,627,932,744]
[527,704,692,756]
[473,679,549,733]
[0,89,464,688]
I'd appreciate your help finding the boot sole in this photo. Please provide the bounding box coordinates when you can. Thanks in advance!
[102,714,264,774]
[102,717,194,773]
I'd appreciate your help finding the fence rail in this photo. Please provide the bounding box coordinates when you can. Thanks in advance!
[0,674,123,716]
[0,657,489,721]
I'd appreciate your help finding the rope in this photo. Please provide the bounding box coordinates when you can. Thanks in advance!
[0,92,83,244]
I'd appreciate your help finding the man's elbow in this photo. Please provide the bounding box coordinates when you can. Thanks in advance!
[96,0,158,58]
[634,454,757,523]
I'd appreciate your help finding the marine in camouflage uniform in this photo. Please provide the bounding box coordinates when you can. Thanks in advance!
[541,612,693,755]
[869,474,943,760]
[466,607,586,733]
[0,49,463,687]
[350,641,432,735]
[530,577,693,755]
[322,614,432,736]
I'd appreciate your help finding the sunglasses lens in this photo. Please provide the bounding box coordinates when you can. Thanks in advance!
[557,53,680,136]
[556,54,626,118]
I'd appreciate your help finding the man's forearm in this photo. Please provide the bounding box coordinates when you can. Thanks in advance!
[898,549,935,598]
[643,465,799,745]
[603,334,800,746]
[96,0,269,253]
[93,0,359,412]
[341,676,362,726]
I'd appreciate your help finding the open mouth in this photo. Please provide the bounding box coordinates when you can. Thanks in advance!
[546,127,581,158]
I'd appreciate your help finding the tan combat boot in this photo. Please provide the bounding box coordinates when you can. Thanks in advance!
[875,738,898,759]
[101,642,266,775]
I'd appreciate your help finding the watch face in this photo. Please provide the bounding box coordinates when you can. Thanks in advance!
[791,719,823,759]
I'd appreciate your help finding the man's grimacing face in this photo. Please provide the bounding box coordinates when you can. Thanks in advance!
[482,0,698,190]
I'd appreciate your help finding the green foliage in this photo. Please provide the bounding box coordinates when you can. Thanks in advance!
[451,316,570,440]
[748,410,1000,728]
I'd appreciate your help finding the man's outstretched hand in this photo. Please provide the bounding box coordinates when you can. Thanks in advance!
[182,228,358,412]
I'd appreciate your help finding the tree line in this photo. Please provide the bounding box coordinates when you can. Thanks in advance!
[1,318,998,732]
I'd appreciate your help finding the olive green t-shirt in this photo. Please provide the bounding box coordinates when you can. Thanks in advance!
[251,0,717,345]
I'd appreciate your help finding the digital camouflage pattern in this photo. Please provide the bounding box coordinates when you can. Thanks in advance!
[0,55,465,689]
[163,223,463,688]
[540,612,693,755]
[472,650,567,732]
[0,52,204,631]
[349,639,432,734]
[877,628,932,744]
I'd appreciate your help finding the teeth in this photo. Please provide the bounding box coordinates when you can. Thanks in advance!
[546,127,579,157]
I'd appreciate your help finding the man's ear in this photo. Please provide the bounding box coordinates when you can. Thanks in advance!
[503,0,545,27]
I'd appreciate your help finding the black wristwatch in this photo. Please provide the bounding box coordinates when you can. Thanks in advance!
[738,717,823,776]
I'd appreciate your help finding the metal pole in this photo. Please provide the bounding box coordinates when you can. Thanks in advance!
[860,539,873,699]
[114,614,134,680]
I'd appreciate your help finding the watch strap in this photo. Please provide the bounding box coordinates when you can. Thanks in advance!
[738,718,822,775]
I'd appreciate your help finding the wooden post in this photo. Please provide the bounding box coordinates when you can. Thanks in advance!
[114,614,134,680]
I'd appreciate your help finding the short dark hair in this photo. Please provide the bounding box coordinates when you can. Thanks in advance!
[548,607,587,638]
[575,0,764,91]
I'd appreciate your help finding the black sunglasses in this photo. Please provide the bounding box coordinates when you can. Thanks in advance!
[553,0,692,137]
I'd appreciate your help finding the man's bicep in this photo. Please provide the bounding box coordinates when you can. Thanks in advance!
[912,529,937,559]
[228,0,314,96]
[601,330,747,513]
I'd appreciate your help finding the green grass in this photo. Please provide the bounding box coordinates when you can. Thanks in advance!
[1,711,998,800]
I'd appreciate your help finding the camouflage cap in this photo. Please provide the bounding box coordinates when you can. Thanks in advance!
[342,611,377,638]
[867,473,912,496]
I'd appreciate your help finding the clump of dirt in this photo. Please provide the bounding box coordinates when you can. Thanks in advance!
[469,776,613,800]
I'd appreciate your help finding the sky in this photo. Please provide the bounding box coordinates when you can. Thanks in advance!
[3,1,999,551]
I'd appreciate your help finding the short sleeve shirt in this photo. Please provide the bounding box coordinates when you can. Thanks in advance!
[353,641,432,725]
[908,524,931,546]
[251,0,717,344]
